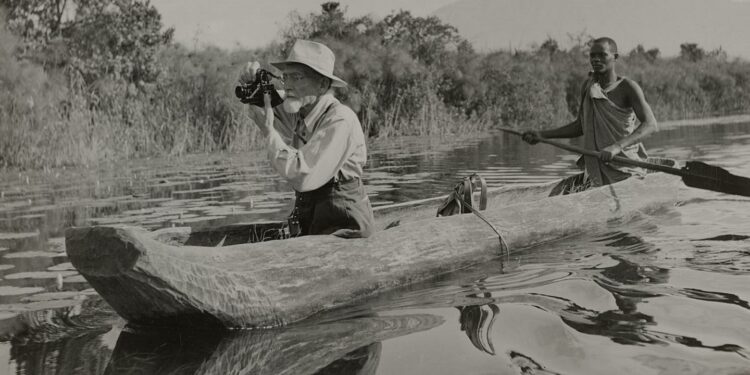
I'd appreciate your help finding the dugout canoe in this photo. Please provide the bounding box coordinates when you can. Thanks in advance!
[65,173,692,328]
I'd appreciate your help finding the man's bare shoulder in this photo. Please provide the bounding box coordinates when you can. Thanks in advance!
[606,78,644,106]
[621,77,645,96]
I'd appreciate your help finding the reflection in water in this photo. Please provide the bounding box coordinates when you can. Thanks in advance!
[453,278,501,356]
[561,231,747,359]
[679,288,750,310]
[313,343,381,375]
[10,330,114,375]
[1,122,750,373]
[566,259,665,346]
[509,351,562,375]
[341,220,750,372]
[695,234,750,241]
[103,313,442,375]
[6,297,119,374]
[452,249,673,360]
[561,231,671,346]
[457,304,500,355]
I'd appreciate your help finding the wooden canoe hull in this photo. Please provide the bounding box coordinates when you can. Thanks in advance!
[65,173,689,328]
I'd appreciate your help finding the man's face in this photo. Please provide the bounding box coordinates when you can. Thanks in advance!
[589,42,617,73]
[282,66,324,99]
[280,65,321,113]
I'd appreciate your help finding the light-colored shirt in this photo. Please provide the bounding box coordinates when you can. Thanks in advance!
[266,93,367,192]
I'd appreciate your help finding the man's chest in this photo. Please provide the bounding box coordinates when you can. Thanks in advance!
[604,85,631,110]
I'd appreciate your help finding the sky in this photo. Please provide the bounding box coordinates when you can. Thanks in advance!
[433,0,750,59]
[151,0,750,59]
[150,0,458,50]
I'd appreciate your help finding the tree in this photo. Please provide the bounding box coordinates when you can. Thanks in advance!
[379,10,463,66]
[538,37,560,56]
[64,0,174,83]
[628,44,660,63]
[707,46,728,62]
[279,2,373,54]
[680,43,705,62]
[1,0,68,47]
[2,0,173,83]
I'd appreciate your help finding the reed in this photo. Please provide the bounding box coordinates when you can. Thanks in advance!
[3,5,750,170]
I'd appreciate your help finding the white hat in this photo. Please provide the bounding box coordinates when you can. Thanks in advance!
[271,40,347,87]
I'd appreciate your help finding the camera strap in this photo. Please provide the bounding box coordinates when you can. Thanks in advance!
[293,102,336,147]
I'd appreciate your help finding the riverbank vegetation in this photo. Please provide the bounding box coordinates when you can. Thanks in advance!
[2,1,750,169]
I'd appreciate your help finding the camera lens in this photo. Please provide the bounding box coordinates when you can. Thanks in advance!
[235,85,246,99]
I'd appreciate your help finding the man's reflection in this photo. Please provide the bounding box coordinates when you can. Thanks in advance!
[563,231,671,345]
[448,231,673,355]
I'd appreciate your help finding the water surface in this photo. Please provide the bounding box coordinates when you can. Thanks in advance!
[1,122,749,374]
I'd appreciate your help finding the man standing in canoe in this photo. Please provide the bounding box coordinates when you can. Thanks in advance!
[523,37,658,192]
[240,39,375,238]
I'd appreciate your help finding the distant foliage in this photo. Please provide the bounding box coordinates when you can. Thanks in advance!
[3,0,173,83]
[278,4,488,136]
[2,2,750,168]
[680,43,705,62]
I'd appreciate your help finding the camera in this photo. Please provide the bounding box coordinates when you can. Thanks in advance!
[235,68,284,107]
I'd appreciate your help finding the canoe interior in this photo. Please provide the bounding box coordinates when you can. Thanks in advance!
[156,159,680,248]
[150,179,559,247]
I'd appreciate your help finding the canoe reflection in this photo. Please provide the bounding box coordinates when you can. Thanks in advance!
[104,313,443,375]
[313,343,381,375]
[10,330,114,375]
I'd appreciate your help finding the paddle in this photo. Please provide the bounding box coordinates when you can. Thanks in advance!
[499,127,750,197]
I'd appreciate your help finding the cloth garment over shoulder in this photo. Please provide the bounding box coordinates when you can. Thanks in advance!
[266,93,368,192]
[579,77,649,186]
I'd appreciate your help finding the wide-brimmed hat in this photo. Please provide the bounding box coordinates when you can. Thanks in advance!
[271,40,347,87]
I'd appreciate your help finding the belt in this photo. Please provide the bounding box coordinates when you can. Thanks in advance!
[295,177,361,203]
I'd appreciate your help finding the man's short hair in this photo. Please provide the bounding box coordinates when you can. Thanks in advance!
[593,37,618,54]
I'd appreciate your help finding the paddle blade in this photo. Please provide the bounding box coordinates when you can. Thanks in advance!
[682,161,750,197]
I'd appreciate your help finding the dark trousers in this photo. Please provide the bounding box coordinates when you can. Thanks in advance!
[291,178,375,238]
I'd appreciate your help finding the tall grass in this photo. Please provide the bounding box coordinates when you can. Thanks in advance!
[0,25,270,168]
[376,83,493,138]
[3,5,750,170]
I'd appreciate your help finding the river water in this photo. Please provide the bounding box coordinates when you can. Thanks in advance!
[0,122,749,374]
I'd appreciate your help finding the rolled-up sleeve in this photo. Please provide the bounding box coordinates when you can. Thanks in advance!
[267,116,352,192]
